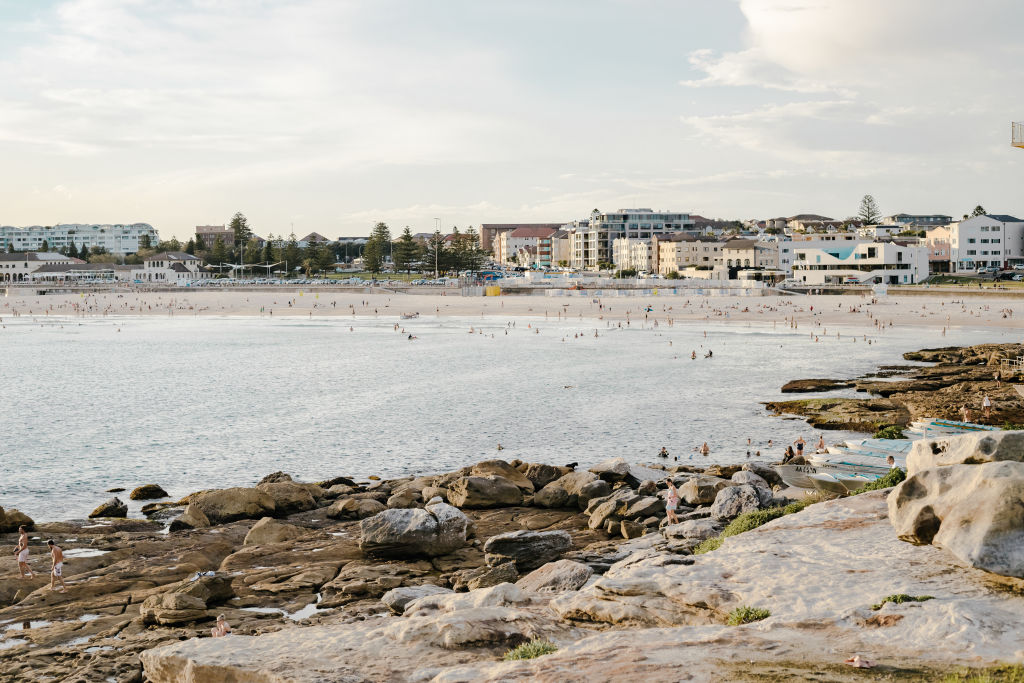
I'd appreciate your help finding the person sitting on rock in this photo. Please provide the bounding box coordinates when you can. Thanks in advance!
[211,614,231,638]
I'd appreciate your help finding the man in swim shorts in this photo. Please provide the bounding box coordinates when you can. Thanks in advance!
[47,540,66,593]
[14,526,32,579]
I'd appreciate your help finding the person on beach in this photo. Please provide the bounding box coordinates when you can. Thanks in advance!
[783,446,796,463]
[795,436,806,457]
[700,442,710,456]
[658,446,669,458]
[982,395,992,419]
[211,614,231,637]
[14,526,32,579]
[961,404,972,422]
[47,540,66,592]
[816,435,825,452]
[664,480,681,524]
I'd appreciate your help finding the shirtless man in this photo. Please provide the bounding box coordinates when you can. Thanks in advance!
[47,540,66,592]
[14,526,33,579]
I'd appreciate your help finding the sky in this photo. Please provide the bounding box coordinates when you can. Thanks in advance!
[1,0,1023,240]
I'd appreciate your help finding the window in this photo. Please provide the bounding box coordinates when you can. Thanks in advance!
[993,239,1001,244]
[967,250,977,255]
[968,238,976,243]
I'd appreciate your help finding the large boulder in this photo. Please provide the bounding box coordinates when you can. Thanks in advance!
[679,476,732,506]
[889,460,1024,578]
[516,559,593,593]
[190,487,276,525]
[534,470,600,509]
[533,484,570,508]
[709,484,762,520]
[259,471,293,484]
[0,507,34,533]
[243,517,307,546]
[662,518,723,542]
[359,501,470,558]
[589,458,663,487]
[522,463,568,491]
[742,462,783,488]
[327,498,387,520]
[130,484,169,500]
[907,431,1024,475]
[577,480,613,510]
[172,574,234,605]
[89,497,128,518]
[173,504,211,530]
[483,530,572,571]
[450,561,519,591]
[140,592,208,626]
[381,585,453,614]
[447,476,523,508]
[470,460,534,494]
[257,481,319,515]
[731,471,773,507]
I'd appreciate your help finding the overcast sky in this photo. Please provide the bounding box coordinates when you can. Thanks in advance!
[1,0,1023,240]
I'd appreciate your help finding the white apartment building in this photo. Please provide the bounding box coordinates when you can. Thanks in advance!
[569,209,694,269]
[131,252,213,284]
[0,223,159,255]
[722,239,780,270]
[881,213,952,228]
[611,237,657,272]
[792,242,928,285]
[0,252,84,282]
[778,233,867,275]
[949,214,1024,272]
[654,235,725,274]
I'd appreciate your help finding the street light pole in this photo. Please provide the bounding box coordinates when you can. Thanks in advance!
[434,217,440,278]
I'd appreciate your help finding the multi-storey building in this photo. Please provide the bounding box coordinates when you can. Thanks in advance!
[923,226,952,273]
[570,209,694,269]
[792,242,928,285]
[494,226,558,265]
[479,223,563,254]
[611,237,658,272]
[131,252,214,283]
[881,213,952,228]
[722,239,780,270]
[778,233,866,275]
[0,223,159,255]
[196,225,234,249]
[0,252,84,282]
[949,215,1024,272]
[653,235,726,274]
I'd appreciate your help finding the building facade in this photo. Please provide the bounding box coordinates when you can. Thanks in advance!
[611,237,657,272]
[654,235,725,274]
[0,252,84,282]
[494,227,558,265]
[949,215,1024,272]
[479,223,563,254]
[570,209,695,269]
[131,252,213,283]
[196,225,234,249]
[722,239,780,270]
[0,223,159,255]
[881,213,952,228]
[792,242,928,285]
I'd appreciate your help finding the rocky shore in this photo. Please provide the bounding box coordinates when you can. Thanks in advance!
[3,437,1024,682]
[766,342,1024,431]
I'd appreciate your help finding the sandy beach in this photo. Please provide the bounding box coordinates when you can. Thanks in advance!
[2,288,1022,336]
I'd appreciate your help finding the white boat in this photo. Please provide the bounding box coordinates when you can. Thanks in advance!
[400,312,420,320]
[908,418,999,435]
[836,438,914,455]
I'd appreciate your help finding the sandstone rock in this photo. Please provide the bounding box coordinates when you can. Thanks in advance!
[679,476,732,506]
[742,462,783,488]
[889,460,1024,578]
[577,480,612,509]
[172,504,211,531]
[483,530,572,570]
[326,484,358,498]
[516,559,593,593]
[589,458,664,486]
[906,431,1024,475]
[533,484,569,508]
[710,484,762,520]
[173,574,234,605]
[781,378,854,392]
[620,520,646,539]
[637,480,659,496]
[522,463,568,490]
[190,487,276,525]
[605,520,620,536]
[0,507,34,533]
[663,519,722,542]
[258,471,293,484]
[387,489,421,509]
[129,484,169,500]
[381,585,454,614]
[403,582,532,617]
[703,464,743,479]
[140,592,208,626]
[317,475,357,488]
[327,498,387,520]
[421,486,448,503]
[451,561,519,591]
[89,497,127,518]
[534,470,600,509]
[447,476,523,508]
[359,501,470,558]
[243,517,307,546]
[731,471,774,507]
[470,460,534,493]
[623,496,665,519]
[257,481,318,514]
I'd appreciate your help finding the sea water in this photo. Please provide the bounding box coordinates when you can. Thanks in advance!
[0,314,1011,521]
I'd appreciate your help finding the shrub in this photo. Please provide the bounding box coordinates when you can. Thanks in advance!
[693,537,722,555]
[721,508,788,538]
[727,606,770,625]
[941,665,1024,683]
[874,425,906,439]
[503,639,558,661]
[851,468,906,494]
[871,594,934,610]
[1002,422,1024,431]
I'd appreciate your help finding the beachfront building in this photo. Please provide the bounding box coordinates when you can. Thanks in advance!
[949,214,1024,272]
[30,262,135,282]
[722,239,779,270]
[881,213,952,229]
[196,225,234,249]
[779,233,867,275]
[569,209,695,270]
[549,230,571,267]
[479,223,564,254]
[0,223,159,255]
[653,235,726,274]
[131,252,214,283]
[923,226,952,273]
[494,226,558,265]
[792,242,928,285]
[611,237,658,272]
[0,252,84,282]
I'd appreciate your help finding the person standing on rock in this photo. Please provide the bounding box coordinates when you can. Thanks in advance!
[47,540,65,593]
[664,480,681,525]
[961,404,972,422]
[982,395,992,420]
[14,526,32,579]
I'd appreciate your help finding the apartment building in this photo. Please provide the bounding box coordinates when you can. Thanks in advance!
[792,242,928,285]
[569,209,694,269]
[196,225,234,249]
[779,233,866,274]
[0,223,159,255]
[949,214,1024,272]
[722,239,780,270]
[923,226,952,273]
[881,213,952,228]
[611,237,658,272]
[653,235,725,274]
[479,223,563,254]
[494,226,558,265]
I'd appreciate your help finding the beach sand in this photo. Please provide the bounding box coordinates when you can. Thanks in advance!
[1,287,1022,335]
